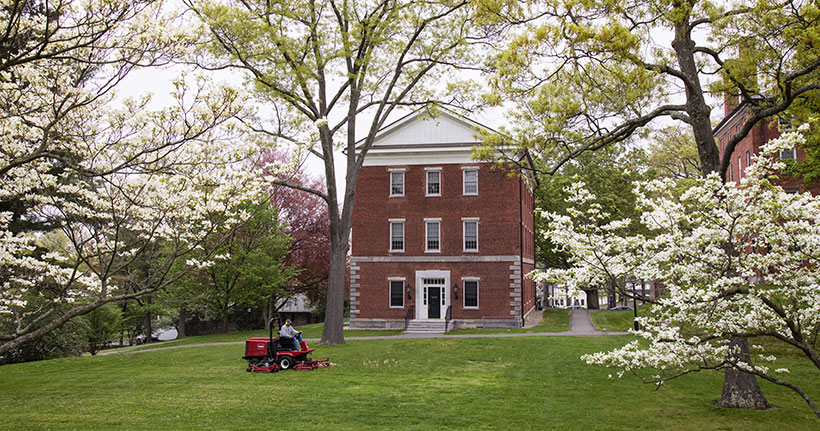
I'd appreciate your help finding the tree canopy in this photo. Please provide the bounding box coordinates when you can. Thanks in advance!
[476,0,820,180]
[0,0,274,355]
[187,0,501,343]
[536,127,820,419]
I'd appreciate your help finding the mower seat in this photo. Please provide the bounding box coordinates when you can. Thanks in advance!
[276,337,296,350]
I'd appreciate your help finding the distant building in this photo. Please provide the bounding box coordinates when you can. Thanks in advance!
[348,110,537,331]
[714,95,819,194]
[277,294,319,326]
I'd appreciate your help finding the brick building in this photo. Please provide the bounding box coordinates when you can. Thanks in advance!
[348,111,537,331]
[714,95,818,194]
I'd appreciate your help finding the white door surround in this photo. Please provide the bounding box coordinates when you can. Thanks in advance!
[415,270,450,320]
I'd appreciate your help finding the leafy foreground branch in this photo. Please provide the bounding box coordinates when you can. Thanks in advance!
[534,127,820,419]
[0,0,279,355]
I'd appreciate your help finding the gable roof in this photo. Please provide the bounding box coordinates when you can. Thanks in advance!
[358,108,497,151]
[372,110,492,149]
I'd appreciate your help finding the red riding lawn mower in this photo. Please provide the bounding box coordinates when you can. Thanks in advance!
[243,319,330,373]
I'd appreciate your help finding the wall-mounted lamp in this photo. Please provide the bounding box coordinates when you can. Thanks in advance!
[406,284,412,299]
[453,283,459,300]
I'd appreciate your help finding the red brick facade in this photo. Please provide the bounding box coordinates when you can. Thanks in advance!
[348,112,536,330]
[714,96,819,194]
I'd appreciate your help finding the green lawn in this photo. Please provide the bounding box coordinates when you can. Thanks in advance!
[589,309,637,332]
[2,335,818,430]
[128,310,568,353]
[123,322,403,352]
[449,309,570,334]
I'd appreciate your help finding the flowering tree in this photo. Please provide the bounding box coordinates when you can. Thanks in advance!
[477,0,820,410]
[476,0,820,182]
[0,0,274,355]
[531,145,646,309]
[187,0,497,344]
[263,151,330,309]
[534,128,820,418]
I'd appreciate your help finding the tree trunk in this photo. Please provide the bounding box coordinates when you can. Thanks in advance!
[144,311,153,344]
[321,239,347,345]
[582,288,600,309]
[222,314,229,333]
[177,308,186,338]
[670,12,770,409]
[716,337,772,410]
[672,21,721,177]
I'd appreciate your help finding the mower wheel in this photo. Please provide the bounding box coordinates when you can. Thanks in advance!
[277,355,294,370]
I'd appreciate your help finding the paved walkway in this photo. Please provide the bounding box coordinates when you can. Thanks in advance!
[569,309,600,336]
[96,310,627,356]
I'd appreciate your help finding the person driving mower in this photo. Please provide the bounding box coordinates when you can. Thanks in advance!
[279,319,303,351]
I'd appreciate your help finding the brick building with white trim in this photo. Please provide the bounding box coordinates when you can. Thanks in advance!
[348,111,537,331]
[714,95,820,195]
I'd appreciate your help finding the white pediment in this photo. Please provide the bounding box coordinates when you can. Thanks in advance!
[372,111,484,147]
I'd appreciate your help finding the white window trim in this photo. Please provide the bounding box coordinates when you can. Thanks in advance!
[462,217,479,253]
[389,168,406,197]
[424,218,442,253]
[388,277,405,309]
[462,277,480,309]
[780,147,796,160]
[425,167,442,197]
[462,166,478,196]
[389,218,405,253]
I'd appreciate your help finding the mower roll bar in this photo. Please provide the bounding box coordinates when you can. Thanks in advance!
[269,317,281,343]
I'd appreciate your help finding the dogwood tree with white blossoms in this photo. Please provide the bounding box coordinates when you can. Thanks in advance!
[0,0,278,355]
[533,126,820,419]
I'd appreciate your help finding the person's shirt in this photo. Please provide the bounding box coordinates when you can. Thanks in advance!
[279,324,298,338]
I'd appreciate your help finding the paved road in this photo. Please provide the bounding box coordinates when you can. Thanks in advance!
[96,309,627,356]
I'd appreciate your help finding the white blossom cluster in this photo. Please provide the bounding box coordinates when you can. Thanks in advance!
[532,126,820,408]
[0,0,278,351]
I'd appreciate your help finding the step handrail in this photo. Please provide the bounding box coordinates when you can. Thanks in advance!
[404,305,414,330]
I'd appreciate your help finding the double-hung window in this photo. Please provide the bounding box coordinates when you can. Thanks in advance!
[746,150,751,167]
[389,169,405,197]
[425,218,441,252]
[463,218,478,252]
[738,155,742,179]
[780,147,796,160]
[462,167,478,195]
[463,278,479,309]
[389,278,404,308]
[389,219,405,252]
[426,168,441,196]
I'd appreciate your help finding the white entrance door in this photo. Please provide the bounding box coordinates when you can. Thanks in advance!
[415,270,450,320]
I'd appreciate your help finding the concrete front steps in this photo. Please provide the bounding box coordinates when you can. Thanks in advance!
[404,319,452,333]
